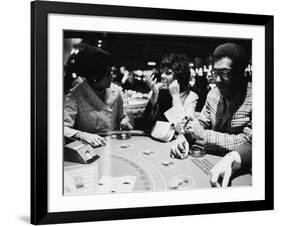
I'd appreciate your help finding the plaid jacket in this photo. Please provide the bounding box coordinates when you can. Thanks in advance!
[64,81,130,137]
[198,82,252,153]
[236,140,252,170]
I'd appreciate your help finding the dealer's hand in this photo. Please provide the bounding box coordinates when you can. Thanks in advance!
[184,117,206,141]
[75,132,106,147]
[210,154,236,188]
[170,134,190,159]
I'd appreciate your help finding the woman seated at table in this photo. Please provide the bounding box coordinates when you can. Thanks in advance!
[142,53,198,132]
[64,44,132,147]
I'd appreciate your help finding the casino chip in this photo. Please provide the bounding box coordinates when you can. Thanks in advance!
[138,149,159,158]
[168,175,195,190]
[143,150,153,155]
[111,134,117,139]
[158,160,179,169]
[162,160,173,167]
[119,143,132,149]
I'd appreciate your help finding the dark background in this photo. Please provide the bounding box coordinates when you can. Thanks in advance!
[64,30,252,70]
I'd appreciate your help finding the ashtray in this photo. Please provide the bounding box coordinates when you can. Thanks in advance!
[189,144,206,158]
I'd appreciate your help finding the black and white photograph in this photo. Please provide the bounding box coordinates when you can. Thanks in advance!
[63,31,253,195]
[1,0,279,225]
[30,1,274,224]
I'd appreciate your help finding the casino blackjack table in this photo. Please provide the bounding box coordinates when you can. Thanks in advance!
[64,132,252,195]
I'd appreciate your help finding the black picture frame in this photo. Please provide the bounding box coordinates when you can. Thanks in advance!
[31,0,274,224]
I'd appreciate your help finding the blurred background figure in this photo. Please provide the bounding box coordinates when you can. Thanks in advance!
[64,38,84,94]
[64,38,83,65]
[120,66,130,84]
[245,58,252,82]
[204,53,214,68]
[122,70,140,92]
[191,57,208,112]
[110,66,122,85]
[122,70,149,93]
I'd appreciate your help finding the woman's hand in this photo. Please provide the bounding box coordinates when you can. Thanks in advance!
[146,73,160,106]
[120,118,133,130]
[75,132,106,147]
[146,73,159,94]
[169,80,180,97]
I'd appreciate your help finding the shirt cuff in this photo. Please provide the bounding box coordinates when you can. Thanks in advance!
[227,151,242,170]
[228,151,242,164]
[64,127,80,138]
[203,129,209,144]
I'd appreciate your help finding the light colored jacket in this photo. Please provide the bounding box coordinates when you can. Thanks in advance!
[173,90,199,117]
[64,81,129,137]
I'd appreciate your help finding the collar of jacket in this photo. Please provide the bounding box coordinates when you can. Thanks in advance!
[79,80,119,112]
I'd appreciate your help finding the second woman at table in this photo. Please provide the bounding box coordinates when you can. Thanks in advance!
[142,53,198,132]
[64,44,132,147]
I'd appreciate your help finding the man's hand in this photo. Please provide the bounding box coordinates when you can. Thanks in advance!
[210,154,236,188]
[75,132,106,147]
[169,80,180,97]
[184,118,206,141]
[170,134,190,159]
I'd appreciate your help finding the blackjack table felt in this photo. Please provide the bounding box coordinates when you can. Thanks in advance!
[64,133,251,194]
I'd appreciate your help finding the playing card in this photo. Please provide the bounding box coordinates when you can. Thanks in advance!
[164,106,185,124]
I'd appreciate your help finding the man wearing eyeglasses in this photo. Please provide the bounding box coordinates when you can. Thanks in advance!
[171,43,252,158]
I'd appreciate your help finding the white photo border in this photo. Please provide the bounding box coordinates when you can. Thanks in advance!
[48,13,265,213]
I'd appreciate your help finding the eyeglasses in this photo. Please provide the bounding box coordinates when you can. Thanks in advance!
[212,69,232,80]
